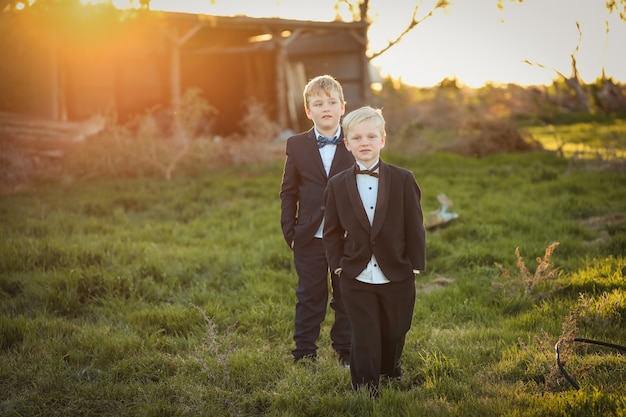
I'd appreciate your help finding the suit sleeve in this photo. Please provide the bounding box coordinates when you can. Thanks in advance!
[404,172,426,271]
[322,180,343,272]
[279,139,299,247]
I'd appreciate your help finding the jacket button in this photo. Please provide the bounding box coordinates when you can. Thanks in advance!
[321,205,325,210]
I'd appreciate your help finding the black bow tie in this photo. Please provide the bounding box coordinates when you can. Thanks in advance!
[317,135,342,148]
[355,161,380,178]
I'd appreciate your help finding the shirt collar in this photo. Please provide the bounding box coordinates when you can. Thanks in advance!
[356,159,380,171]
[314,126,341,141]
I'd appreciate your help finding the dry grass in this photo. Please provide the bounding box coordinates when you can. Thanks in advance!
[494,242,563,302]
[418,275,455,294]
[518,307,585,392]
[444,118,543,158]
[384,86,545,158]
[0,90,286,193]
[191,304,237,382]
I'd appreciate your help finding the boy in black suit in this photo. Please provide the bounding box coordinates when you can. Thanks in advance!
[323,106,426,395]
[280,75,354,365]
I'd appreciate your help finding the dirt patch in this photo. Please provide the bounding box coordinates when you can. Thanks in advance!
[579,213,625,246]
[418,275,455,293]
[579,213,625,231]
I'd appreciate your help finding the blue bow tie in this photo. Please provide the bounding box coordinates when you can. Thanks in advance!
[316,135,342,148]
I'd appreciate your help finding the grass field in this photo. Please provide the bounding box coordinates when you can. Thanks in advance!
[526,119,626,160]
[1,125,625,416]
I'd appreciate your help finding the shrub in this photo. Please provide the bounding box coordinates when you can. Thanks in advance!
[494,242,563,302]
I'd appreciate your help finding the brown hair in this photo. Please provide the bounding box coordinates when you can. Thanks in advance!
[303,75,345,110]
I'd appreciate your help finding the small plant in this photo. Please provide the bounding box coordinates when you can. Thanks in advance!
[549,305,589,391]
[518,306,588,392]
[191,304,237,382]
[213,99,284,167]
[235,99,281,143]
[494,242,563,301]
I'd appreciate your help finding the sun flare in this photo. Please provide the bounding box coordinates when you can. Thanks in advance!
[25,0,626,88]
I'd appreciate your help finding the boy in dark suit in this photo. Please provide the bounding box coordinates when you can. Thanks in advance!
[280,75,354,365]
[323,106,426,395]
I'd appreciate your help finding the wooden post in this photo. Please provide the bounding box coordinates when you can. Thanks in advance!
[171,39,181,112]
[359,25,371,107]
[275,37,288,130]
[159,21,205,117]
[50,41,59,120]
[50,41,68,122]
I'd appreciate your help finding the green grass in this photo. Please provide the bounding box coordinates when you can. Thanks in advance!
[527,119,626,159]
[1,147,625,416]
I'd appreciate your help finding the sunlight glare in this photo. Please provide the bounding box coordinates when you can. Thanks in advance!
[145,0,336,20]
[249,34,273,43]
[369,0,626,87]
[85,0,625,88]
[112,0,140,9]
[370,82,383,93]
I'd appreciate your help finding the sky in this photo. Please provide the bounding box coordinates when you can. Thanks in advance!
[111,0,626,88]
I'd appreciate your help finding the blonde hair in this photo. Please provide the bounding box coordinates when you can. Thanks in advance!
[342,106,386,138]
[303,75,345,110]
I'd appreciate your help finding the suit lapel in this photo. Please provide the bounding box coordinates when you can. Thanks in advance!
[371,161,390,239]
[345,166,372,233]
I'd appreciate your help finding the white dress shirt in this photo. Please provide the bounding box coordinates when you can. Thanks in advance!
[354,159,390,284]
[314,126,342,239]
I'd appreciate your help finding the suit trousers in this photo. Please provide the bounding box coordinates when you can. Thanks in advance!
[340,276,416,391]
[292,238,351,358]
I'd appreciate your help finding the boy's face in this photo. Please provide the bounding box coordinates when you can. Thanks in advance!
[344,120,385,168]
[305,91,345,135]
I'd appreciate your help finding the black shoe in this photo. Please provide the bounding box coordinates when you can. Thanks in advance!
[381,367,402,384]
[337,350,350,368]
[293,353,317,363]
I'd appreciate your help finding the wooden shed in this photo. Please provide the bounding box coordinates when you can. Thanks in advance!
[0,7,372,137]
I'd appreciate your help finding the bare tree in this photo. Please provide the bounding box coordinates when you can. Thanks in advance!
[364,0,449,60]
[606,0,626,20]
[499,0,625,113]
[595,19,625,113]
[334,0,449,59]
[523,22,589,112]
[500,0,625,20]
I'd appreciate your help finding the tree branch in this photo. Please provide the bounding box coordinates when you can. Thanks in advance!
[368,0,448,60]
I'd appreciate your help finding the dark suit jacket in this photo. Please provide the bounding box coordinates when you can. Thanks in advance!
[323,160,426,282]
[280,128,355,248]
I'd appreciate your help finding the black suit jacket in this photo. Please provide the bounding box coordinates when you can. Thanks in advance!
[280,128,355,248]
[323,160,426,281]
